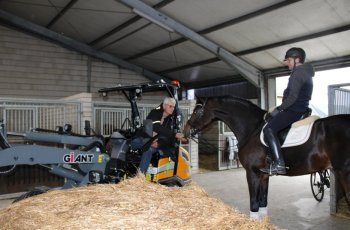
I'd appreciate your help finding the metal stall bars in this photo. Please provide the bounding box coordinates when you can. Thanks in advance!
[0,98,81,194]
[218,121,240,170]
[0,98,81,136]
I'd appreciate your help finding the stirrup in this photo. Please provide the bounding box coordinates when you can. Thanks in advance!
[260,163,287,176]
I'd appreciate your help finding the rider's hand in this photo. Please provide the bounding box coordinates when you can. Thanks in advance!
[270,107,280,117]
[264,107,280,121]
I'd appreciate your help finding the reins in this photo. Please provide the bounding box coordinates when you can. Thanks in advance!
[187,135,238,153]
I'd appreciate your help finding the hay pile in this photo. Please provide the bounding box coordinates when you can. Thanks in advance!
[0,175,278,230]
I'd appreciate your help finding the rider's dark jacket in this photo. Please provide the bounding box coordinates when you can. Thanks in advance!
[146,103,177,150]
[279,63,314,112]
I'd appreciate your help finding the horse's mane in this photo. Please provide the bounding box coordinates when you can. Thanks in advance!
[199,95,266,115]
[197,96,266,144]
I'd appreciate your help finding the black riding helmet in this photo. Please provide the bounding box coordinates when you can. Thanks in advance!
[284,47,306,63]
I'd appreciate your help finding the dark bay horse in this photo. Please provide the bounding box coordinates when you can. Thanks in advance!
[183,96,350,219]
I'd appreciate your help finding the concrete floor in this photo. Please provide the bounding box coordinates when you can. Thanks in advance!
[192,168,350,230]
[0,198,14,209]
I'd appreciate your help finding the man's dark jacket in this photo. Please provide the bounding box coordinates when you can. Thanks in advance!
[146,103,177,151]
[280,63,314,112]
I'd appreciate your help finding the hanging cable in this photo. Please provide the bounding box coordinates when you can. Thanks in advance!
[169,32,182,79]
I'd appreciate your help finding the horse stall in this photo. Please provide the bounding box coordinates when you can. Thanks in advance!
[198,121,239,171]
[328,83,350,216]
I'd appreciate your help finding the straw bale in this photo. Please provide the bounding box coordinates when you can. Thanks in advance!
[0,174,279,230]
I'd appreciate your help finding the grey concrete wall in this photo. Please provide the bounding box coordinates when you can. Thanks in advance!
[0,25,148,101]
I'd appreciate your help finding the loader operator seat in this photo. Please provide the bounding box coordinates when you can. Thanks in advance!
[131,119,177,162]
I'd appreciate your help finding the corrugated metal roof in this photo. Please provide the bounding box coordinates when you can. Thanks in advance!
[0,0,349,89]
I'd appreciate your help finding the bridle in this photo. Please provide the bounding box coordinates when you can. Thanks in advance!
[187,98,207,137]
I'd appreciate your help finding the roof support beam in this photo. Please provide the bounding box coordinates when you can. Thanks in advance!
[126,0,301,60]
[159,24,350,74]
[89,0,174,46]
[158,58,220,75]
[263,55,350,78]
[182,55,350,88]
[118,0,262,88]
[46,0,79,28]
[235,24,350,56]
[0,9,166,83]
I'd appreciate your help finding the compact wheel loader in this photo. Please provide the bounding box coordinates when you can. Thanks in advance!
[0,81,191,201]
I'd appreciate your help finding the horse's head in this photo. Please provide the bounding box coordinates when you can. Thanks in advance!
[183,97,215,138]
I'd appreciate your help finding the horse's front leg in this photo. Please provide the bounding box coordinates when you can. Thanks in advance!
[246,170,269,220]
[258,173,270,218]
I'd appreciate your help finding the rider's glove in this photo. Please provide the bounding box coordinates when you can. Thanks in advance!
[269,107,280,118]
[264,107,281,121]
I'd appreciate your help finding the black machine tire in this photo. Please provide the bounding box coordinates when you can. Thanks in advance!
[310,171,325,202]
[12,187,50,203]
[0,165,16,176]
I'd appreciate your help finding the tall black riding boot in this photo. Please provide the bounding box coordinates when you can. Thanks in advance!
[260,128,287,175]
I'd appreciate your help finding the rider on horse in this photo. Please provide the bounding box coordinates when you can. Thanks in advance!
[260,47,315,175]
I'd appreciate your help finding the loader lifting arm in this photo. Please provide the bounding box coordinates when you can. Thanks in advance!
[0,127,110,188]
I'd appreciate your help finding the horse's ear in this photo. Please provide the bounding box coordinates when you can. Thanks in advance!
[195,94,203,103]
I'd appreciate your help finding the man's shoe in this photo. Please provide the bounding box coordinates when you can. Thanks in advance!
[260,163,287,175]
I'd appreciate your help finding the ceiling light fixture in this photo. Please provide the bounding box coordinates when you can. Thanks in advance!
[133,8,174,33]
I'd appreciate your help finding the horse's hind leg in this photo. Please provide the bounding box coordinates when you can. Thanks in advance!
[335,169,350,211]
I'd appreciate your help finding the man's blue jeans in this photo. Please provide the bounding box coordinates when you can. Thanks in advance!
[139,146,158,174]
[131,137,159,174]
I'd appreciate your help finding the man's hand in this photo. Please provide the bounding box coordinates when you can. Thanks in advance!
[175,133,188,144]
[175,133,185,139]
[151,141,159,148]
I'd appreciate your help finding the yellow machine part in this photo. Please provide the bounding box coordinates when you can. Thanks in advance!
[146,146,191,183]
[176,147,191,180]
[154,157,174,182]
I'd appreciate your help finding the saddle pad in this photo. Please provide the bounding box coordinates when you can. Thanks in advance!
[260,115,319,148]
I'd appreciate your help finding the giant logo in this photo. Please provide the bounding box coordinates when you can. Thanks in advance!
[63,152,94,163]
